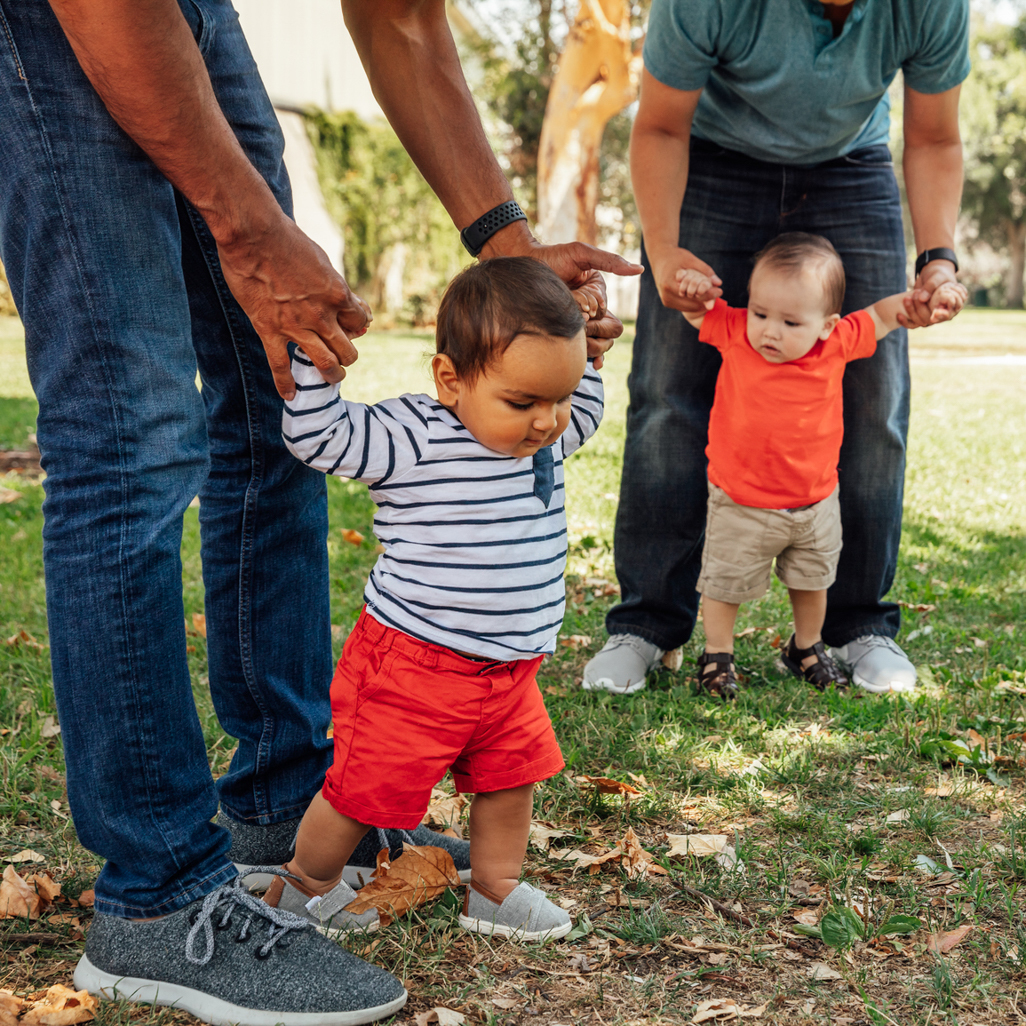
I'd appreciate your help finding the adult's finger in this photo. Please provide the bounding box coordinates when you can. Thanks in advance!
[563,240,644,277]
[586,336,615,368]
[290,328,346,385]
[261,336,299,400]
[585,311,624,340]
[311,314,360,367]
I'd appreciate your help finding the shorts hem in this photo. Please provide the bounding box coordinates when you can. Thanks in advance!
[697,578,770,604]
[452,751,565,796]
[776,570,837,591]
[320,782,426,832]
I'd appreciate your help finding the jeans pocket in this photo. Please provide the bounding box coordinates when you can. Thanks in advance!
[182,0,214,53]
[841,146,894,168]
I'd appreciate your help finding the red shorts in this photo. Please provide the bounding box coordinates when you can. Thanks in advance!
[322,609,565,830]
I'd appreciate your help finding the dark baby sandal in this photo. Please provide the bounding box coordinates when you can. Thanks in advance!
[781,635,849,691]
[696,651,739,700]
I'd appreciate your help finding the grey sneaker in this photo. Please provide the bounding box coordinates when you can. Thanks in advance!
[73,874,406,1026]
[458,881,572,941]
[263,868,379,937]
[830,635,918,694]
[581,634,665,695]
[221,812,472,890]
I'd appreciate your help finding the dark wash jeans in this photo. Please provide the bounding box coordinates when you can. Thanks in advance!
[608,138,909,650]
[0,0,333,917]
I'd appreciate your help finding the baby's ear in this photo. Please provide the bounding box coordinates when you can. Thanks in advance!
[432,353,461,404]
[819,313,841,340]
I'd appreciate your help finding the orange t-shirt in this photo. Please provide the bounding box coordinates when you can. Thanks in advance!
[699,299,877,509]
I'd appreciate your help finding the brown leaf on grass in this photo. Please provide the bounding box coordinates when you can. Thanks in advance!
[620,826,668,880]
[692,999,740,1022]
[8,850,45,865]
[927,924,973,954]
[560,634,592,650]
[578,775,644,797]
[553,846,622,873]
[340,528,365,546]
[897,601,937,613]
[490,997,519,1010]
[191,613,206,638]
[768,634,782,649]
[666,833,728,858]
[528,821,571,850]
[0,865,43,919]
[421,789,466,835]
[807,962,842,980]
[4,630,46,652]
[76,890,94,907]
[413,1008,464,1026]
[792,909,819,926]
[41,717,61,739]
[0,990,26,1026]
[21,986,97,1026]
[29,874,61,903]
[345,844,459,922]
[544,685,567,697]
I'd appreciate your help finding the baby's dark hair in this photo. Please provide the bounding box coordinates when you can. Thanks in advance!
[436,257,585,381]
[751,232,846,315]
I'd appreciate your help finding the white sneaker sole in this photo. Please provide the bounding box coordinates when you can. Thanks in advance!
[850,670,918,695]
[581,676,647,696]
[73,953,407,1026]
[236,863,473,892]
[457,914,573,942]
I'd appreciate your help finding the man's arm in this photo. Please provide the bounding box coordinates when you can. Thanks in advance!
[341,0,642,354]
[47,0,368,401]
[901,84,966,328]
[630,69,722,315]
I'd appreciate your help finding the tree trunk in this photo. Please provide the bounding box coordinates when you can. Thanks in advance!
[1006,219,1026,308]
[536,0,640,245]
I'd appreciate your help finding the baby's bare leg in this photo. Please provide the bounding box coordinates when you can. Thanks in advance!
[286,791,370,894]
[789,588,827,667]
[468,783,535,901]
[702,596,740,653]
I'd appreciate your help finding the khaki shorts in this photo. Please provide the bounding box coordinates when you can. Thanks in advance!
[697,483,842,604]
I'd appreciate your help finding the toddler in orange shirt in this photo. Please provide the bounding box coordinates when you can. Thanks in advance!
[677,232,965,698]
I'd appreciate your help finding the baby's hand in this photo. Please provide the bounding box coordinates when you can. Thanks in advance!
[676,268,717,310]
[925,281,969,325]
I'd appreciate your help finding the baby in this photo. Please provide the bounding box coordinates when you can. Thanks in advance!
[677,232,965,698]
[268,257,602,940]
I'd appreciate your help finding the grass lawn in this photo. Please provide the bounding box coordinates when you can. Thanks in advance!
[1,308,1025,1025]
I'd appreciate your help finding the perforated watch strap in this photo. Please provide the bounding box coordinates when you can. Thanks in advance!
[459,201,528,257]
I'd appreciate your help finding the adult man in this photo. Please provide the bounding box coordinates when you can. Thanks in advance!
[0,0,638,1022]
[584,0,969,697]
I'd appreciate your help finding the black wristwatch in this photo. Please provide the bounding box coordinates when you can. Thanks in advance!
[915,247,958,278]
[459,201,528,257]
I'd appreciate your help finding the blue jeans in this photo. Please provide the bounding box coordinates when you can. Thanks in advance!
[608,138,909,650]
[0,0,333,917]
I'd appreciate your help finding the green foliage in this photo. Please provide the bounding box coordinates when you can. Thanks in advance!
[961,17,1026,305]
[918,730,1010,786]
[304,110,471,319]
[819,906,865,950]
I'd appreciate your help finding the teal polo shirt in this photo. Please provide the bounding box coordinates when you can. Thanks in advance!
[643,0,971,165]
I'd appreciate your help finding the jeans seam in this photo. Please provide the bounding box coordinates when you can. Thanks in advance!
[95,860,237,919]
[0,2,25,80]
[183,203,272,817]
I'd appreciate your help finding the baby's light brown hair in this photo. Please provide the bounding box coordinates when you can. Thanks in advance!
[751,232,846,315]
[436,257,585,383]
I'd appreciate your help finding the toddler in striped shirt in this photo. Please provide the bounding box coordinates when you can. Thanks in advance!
[266,258,603,942]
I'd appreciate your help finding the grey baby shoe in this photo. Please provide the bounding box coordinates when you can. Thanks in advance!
[458,880,572,941]
[73,872,406,1026]
[263,867,379,937]
[221,812,472,890]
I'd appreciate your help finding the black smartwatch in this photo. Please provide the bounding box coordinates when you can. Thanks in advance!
[459,201,528,257]
[915,247,958,278]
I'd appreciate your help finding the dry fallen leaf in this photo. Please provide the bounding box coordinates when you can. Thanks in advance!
[792,909,819,926]
[421,789,466,834]
[666,833,729,858]
[191,613,207,638]
[413,1009,464,1026]
[0,864,43,919]
[739,1003,768,1019]
[661,647,683,670]
[0,990,26,1026]
[340,528,365,546]
[76,890,95,907]
[40,717,61,739]
[620,826,668,880]
[578,775,644,797]
[345,844,459,922]
[807,962,842,980]
[560,634,592,649]
[8,850,45,865]
[528,821,571,850]
[692,998,739,1022]
[925,785,953,797]
[885,810,910,823]
[567,952,593,973]
[4,630,46,651]
[553,845,622,873]
[30,874,61,903]
[928,924,973,954]
[21,986,98,1026]
[490,997,518,1010]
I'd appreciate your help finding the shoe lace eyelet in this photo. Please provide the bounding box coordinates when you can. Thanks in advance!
[254,945,274,960]
[216,916,233,931]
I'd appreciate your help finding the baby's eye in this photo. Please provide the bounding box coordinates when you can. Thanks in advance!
[557,395,573,405]
[752,311,766,319]
[784,320,800,327]
[507,400,533,411]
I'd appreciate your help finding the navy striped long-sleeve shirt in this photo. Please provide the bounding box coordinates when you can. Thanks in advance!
[282,352,604,661]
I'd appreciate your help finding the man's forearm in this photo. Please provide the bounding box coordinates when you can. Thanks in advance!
[904,140,963,254]
[630,127,690,260]
[48,0,282,247]
[342,0,527,251]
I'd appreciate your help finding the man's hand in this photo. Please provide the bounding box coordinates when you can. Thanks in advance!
[647,246,723,315]
[216,215,371,399]
[897,261,967,329]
